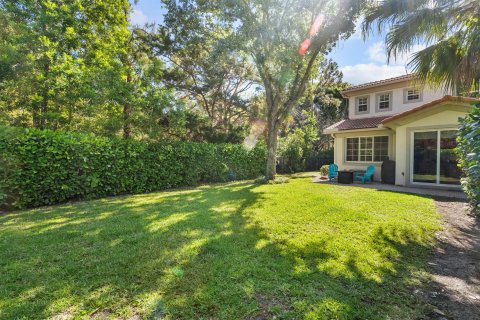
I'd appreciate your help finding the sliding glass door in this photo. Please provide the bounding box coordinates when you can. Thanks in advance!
[412,129,461,186]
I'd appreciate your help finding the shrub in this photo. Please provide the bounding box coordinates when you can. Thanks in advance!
[305,149,334,171]
[319,165,329,177]
[457,103,480,214]
[0,126,266,209]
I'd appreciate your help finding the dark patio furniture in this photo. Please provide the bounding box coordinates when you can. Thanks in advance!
[381,159,396,185]
[338,170,354,184]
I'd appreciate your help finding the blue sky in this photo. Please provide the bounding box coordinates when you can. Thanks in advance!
[131,1,421,85]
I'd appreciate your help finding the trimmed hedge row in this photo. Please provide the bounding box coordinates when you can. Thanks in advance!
[457,103,480,214]
[0,126,266,209]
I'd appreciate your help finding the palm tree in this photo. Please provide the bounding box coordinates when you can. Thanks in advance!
[363,0,480,95]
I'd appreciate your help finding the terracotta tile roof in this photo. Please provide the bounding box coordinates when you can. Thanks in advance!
[342,74,415,94]
[327,116,390,131]
[381,95,480,124]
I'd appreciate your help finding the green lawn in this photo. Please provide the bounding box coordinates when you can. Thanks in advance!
[0,177,441,319]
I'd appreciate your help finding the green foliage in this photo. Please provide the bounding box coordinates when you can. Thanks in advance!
[0,0,131,130]
[0,126,266,209]
[148,2,259,140]
[278,111,323,173]
[319,165,330,176]
[295,59,349,149]
[457,103,480,214]
[176,0,367,178]
[363,0,480,93]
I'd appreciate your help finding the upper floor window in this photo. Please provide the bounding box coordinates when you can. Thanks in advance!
[404,88,423,103]
[407,89,419,100]
[355,96,369,114]
[376,92,392,112]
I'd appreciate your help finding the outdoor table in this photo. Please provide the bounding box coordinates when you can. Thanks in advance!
[338,170,354,184]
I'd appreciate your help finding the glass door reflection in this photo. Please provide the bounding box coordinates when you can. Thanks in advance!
[413,131,438,183]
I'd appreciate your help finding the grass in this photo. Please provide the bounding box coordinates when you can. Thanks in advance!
[0,177,441,319]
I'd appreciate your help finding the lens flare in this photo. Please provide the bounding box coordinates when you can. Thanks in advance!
[309,14,325,37]
[298,38,311,56]
[299,13,325,56]
[243,119,266,151]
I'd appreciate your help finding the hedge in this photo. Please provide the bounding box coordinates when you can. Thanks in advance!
[457,103,480,214]
[277,149,333,174]
[0,126,266,209]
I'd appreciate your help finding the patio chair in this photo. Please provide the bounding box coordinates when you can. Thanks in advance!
[355,165,375,184]
[328,164,338,181]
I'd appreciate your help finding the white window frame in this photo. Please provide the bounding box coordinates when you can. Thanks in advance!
[375,92,392,112]
[355,96,370,115]
[403,88,423,103]
[410,128,460,186]
[345,135,389,163]
[407,89,420,100]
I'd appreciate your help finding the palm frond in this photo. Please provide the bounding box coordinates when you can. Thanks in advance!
[385,7,449,61]
[365,0,480,93]
[362,0,431,37]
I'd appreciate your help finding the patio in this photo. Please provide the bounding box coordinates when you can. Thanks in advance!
[313,175,467,200]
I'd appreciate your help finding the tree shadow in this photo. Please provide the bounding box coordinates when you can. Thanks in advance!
[423,198,480,319]
[0,181,440,319]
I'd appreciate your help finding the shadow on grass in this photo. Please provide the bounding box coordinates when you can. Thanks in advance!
[0,181,436,319]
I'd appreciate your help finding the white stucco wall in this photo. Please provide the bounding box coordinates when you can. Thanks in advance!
[348,86,446,119]
[333,129,394,181]
[393,109,468,186]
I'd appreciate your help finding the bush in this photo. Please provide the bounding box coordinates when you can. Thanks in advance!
[319,165,329,177]
[277,148,334,174]
[457,103,480,214]
[0,126,266,209]
[305,149,334,171]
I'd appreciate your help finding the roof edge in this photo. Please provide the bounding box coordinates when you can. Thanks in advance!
[381,95,479,124]
[342,74,416,95]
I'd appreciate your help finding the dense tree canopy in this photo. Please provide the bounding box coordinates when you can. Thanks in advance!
[0,0,257,142]
[0,0,131,130]
[0,0,355,150]
[171,0,365,178]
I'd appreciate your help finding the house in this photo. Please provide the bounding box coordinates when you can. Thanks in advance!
[324,74,479,188]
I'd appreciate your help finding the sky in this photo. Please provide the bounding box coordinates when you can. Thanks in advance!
[130,1,422,86]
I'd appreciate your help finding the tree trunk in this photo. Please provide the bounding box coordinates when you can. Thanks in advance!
[39,61,50,130]
[265,117,279,180]
[123,66,133,139]
[123,102,132,139]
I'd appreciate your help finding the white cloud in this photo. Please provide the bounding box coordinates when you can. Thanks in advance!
[367,42,387,63]
[130,9,149,26]
[339,42,429,85]
[366,41,427,66]
[340,63,408,85]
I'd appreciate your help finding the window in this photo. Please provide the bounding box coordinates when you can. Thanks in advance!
[373,136,389,161]
[346,136,389,162]
[356,96,369,114]
[404,88,423,103]
[378,94,390,110]
[407,89,420,101]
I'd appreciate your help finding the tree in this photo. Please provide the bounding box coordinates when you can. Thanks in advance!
[278,110,319,172]
[293,59,349,150]
[0,0,131,130]
[199,0,366,179]
[147,1,260,142]
[0,0,183,141]
[363,0,480,94]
